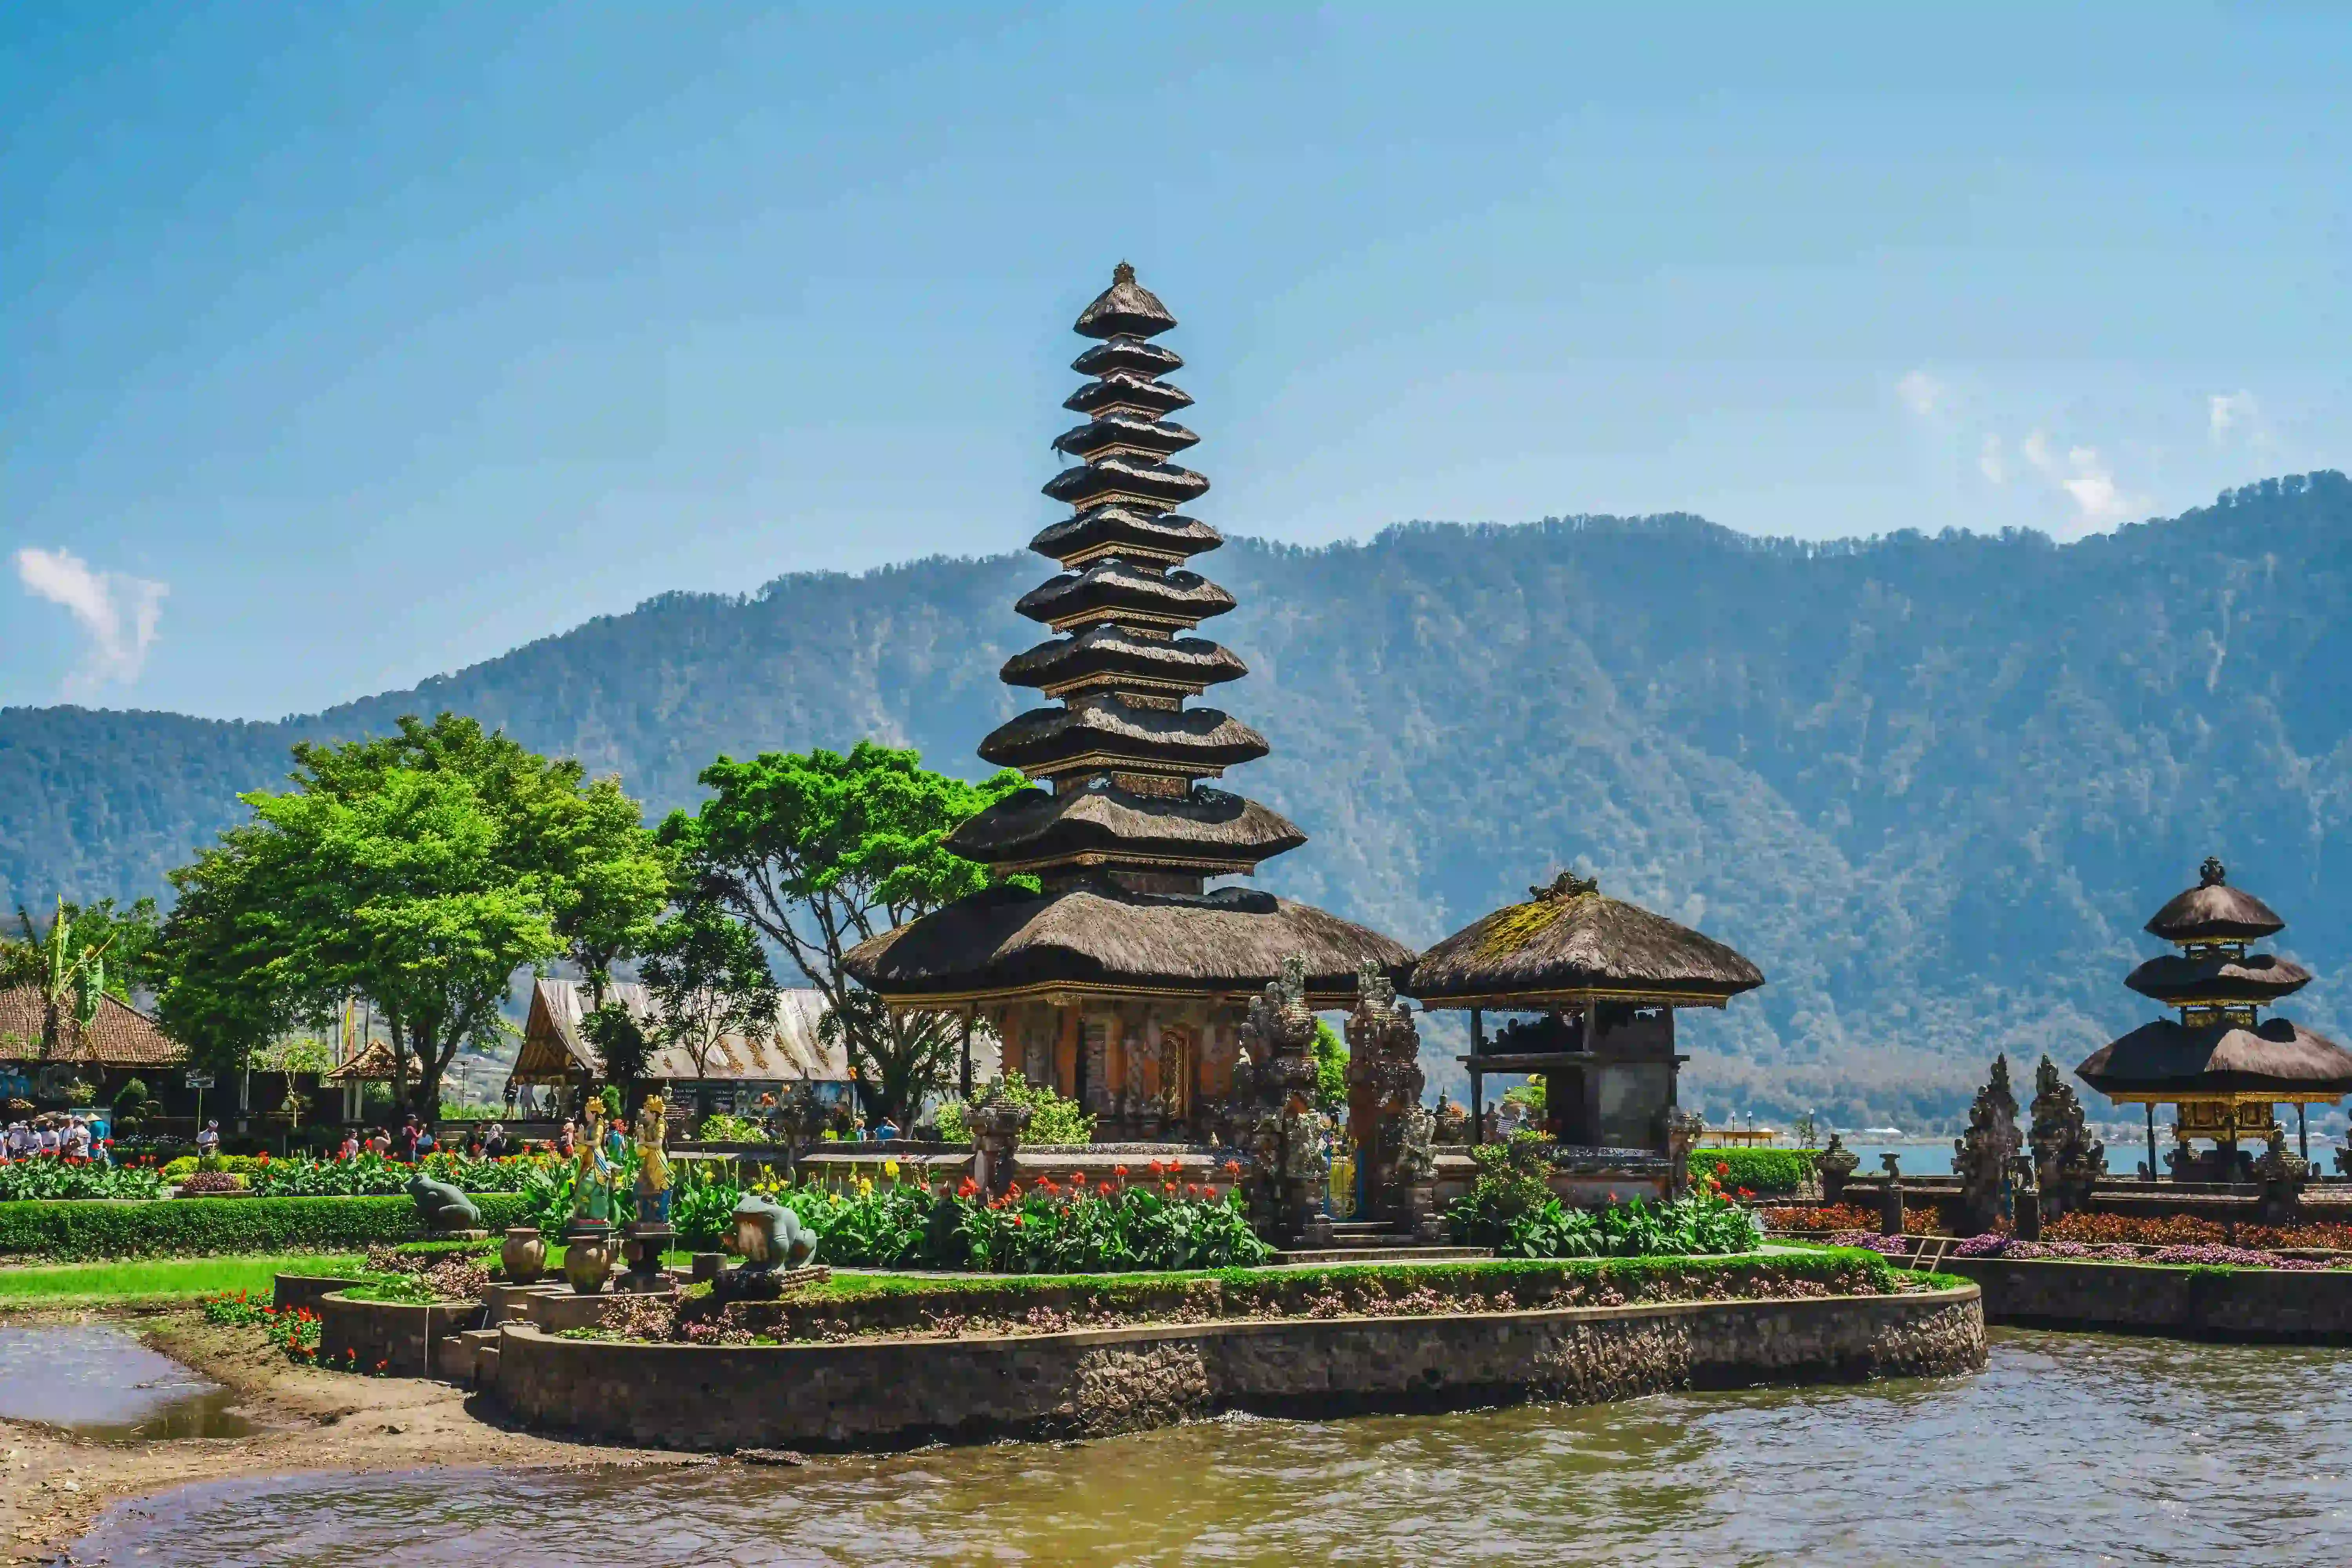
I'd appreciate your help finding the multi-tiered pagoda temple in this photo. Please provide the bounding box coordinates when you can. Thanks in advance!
[2078,857,2352,1180]
[844,265,1411,1140]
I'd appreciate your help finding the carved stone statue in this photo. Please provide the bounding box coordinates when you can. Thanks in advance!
[405,1169,481,1234]
[2028,1055,2104,1220]
[711,1190,819,1303]
[1394,1102,1442,1241]
[1951,1055,2022,1236]
[1234,956,1333,1248]
[1815,1132,1861,1205]
[633,1094,673,1227]
[1666,1109,1706,1198]
[965,1078,1033,1200]
[2009,1152,2042,1241]
[2254,1128,2310,1225]
[1344,961,1425,1227]
[1431,1093,1469,1146]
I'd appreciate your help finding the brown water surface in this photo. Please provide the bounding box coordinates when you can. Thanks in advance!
[0,1324,253,1442]
[70,1329,2352,1565]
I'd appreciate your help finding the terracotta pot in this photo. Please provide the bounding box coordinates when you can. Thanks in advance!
[502,1225,547,1285]
[563,1231,613,1295]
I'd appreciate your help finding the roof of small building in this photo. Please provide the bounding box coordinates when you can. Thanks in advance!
[2076,1016,2352,1098]
[0,985,187,1069]
[1407,873,1767,1009]
[841,880,1415,1007]
[509,979,856,1087]
[945,783,1305,873]
[323,1039,402,1082]
[2145,858,2286,942]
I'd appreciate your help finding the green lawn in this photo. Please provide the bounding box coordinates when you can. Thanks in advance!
[0,1253,369,1309]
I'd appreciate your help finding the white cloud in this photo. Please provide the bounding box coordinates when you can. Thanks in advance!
[1896,369,1949,418]
[2209,389,2259,443]
[2059,446,2134,526]
[1977,434,2007,485]
[15,547,168,697]
[2021,429,2056,474]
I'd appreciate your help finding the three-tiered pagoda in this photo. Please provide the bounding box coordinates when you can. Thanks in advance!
[843,265,1411,1140]
[2077,857,2352,1180]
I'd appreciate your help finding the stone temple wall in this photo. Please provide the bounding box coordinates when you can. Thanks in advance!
[486,1287,1984,1452]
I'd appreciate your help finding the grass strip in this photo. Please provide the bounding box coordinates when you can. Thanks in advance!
[0,1252,368,1308]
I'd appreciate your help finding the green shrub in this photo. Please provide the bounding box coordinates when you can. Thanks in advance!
[0,1193,530,1261]
[695,1112,775,1144]
[931,1073,1095,1146]
[1446,1133,1764,1258]
[1695,1147,1818,1196]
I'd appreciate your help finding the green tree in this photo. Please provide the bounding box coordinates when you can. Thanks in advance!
[156,713,661,1118]
[1311,1018,1348,1116]
[660,740,1027,1126]
[638,900,780,1112]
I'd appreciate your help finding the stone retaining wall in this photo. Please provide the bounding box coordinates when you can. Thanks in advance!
[1942,1257,2352,1342]
[488,1285,1983,1452]
[315,1290,483,1377]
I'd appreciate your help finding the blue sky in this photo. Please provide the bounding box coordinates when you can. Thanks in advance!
[4,4,2346,719]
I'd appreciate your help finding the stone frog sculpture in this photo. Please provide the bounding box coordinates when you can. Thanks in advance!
[406,1169,482,1234]
[712,1191,819,1302]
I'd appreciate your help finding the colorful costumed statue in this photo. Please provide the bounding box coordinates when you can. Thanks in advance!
[633,1094,673,1226]
[572,1099,616,1226]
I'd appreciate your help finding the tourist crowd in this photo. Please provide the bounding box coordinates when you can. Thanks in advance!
[2,1112,112,1163]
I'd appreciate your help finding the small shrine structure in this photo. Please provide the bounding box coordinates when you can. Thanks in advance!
[843,265,1412,1141]
[1406,871,1764,1183]
[2077,857,2352,1182]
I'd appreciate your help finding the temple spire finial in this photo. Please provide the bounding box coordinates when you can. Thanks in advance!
[2201,855,2227,887]
[1113,260,1136,285]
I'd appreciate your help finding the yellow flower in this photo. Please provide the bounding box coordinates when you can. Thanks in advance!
[857,1176,873,1196]
[883,1159,901,1182]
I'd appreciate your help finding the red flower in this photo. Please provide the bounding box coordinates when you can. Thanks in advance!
[1097,1182,1115,1198]
[1010,1213,1024,1227]
[1162,1182,1176,1196]
[1714,1161,1730,1177]
[1222,1159,1242,1176]
[1738,1187,1756,1200]
[1147,1159,1166,1177]
[956,1177,979,1199]
[1114,1164,1129,1179]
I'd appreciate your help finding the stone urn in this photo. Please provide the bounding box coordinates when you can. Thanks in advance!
[563,1225,614,1295]
[501,1225,547,1285]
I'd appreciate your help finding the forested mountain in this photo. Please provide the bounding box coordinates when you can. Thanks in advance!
[6,472,2350,1129]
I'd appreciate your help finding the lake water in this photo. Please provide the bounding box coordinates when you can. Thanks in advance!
[0,1323,253,1442]
[70,1329,2352,1565]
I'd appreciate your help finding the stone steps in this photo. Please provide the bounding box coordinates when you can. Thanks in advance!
[1275,1245,1490,1267]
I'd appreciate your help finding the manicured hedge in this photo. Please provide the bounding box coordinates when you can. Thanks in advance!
[1696,1147,1818,1196]
[0,1194,530,1262]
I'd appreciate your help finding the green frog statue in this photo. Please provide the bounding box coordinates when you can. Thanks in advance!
[710,1190,818,1302]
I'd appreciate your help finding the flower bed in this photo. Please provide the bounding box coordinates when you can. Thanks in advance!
[584,1250,1931,1346]
[0,1156,167,1202]
[202,1289,323,1363]
[1758,1202,1945,1236]
[2042,1212,2352,1250]
[0,1192,531,1260]
[244,1150,547,1198]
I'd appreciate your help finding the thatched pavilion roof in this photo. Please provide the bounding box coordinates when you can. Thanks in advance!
[841,882,1413,1008]
[2145,858,2285,942]
[2124,951,2311,1006]
[945,784,1304,875]
[1074,261,1176,339]
[2077,1017,2352,1099]
[1029,505,1222,570]
[1407,873,1766,1010]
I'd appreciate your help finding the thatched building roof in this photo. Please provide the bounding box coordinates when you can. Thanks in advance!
[508,980,853,1088]
[0,986,187,1069]
[842,882,1413,1007]
[2125,951,2310,1005]
[2077,1018,2352,1098]
[1407,873,1765,1009]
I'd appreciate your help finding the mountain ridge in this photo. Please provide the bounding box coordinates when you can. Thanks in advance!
[6,471,2349,1128]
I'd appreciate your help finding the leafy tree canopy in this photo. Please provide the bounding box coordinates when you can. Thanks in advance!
[157,713,665,1115]
[660,740,1026,1124]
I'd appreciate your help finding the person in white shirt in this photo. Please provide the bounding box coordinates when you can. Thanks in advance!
[196,1120,221,1158]
[5,1122,25,1158]
[64,1119,91,1159]
[38,1125,60,1156]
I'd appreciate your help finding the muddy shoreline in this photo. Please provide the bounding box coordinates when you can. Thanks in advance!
[0,1308,699,1566]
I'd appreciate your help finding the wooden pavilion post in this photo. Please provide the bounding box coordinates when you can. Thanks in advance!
[2145,1103,2157,1183]
[1469,1007,1486,1147]
[959,1007,975,1102]
[2298,1101,2310,1164]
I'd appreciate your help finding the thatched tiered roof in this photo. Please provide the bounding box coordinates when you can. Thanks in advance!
[2078,858,2345,1103]
[1407,872,1765,1009]
[845,264,1407,1005]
